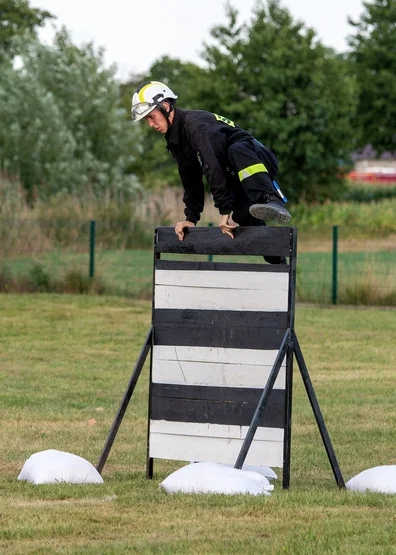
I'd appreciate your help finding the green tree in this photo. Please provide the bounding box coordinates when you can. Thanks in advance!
[0,30,138,199]
[0,0,53,59]
[0,61,77,198]
[348,0,396,153]
[200,1,358,202]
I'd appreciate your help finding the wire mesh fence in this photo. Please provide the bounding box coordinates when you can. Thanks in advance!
[0,219,395,305]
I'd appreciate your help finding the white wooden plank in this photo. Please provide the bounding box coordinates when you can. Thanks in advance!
[149,433,283,467]
[153,345,286,366]
[150,420,284,442]
[155,269,289,291]
[152,359,286,389]
[155,285,288,312]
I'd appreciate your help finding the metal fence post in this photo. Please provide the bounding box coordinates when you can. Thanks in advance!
[89,220,96,278]
[332,225,338,305]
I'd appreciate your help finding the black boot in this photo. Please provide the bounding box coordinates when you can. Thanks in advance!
[249,193,291,224]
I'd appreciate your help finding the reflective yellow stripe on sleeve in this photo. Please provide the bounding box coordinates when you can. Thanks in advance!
[238,163,268,181]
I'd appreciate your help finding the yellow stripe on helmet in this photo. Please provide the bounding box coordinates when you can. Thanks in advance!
[138,81,163,102]
[238,163,268,181]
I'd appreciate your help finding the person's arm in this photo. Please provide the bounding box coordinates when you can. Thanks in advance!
[190,127,235,216]
[178,164,205,225]
[174,164,204,241]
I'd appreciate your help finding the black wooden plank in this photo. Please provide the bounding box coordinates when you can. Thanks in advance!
[150,390,285,428]
[155,226,293,257]
[154,309,288,328]
[155,260,289,272]
[154,323,286,349]
[151,383,284,402]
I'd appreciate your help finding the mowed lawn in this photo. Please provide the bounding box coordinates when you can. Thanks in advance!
[1,294,396,554]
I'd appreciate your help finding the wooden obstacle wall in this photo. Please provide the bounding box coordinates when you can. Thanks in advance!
[148,226,295,468]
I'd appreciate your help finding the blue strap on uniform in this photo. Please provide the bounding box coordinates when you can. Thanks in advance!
[273,180,288,203]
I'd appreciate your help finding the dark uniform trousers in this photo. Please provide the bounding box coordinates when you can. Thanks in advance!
[227,139,286,265]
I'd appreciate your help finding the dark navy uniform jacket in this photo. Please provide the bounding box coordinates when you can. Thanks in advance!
[165,107,254,224]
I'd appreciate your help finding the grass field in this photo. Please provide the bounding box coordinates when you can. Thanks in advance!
[1,295,396,554]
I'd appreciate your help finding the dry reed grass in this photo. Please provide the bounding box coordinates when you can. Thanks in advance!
[1,172,395,256]
[0,179,218,256]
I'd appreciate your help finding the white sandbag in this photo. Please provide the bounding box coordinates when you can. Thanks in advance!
[160,462,274,496]
[224,464,277,480]
[18,449,104,485]
[346,465,396,494]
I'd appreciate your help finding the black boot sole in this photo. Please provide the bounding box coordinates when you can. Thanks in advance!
[249,203,292,224]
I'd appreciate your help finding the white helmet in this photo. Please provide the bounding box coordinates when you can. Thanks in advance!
[131,81,178,122]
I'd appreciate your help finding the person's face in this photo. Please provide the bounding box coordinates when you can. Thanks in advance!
[144,108,168,134]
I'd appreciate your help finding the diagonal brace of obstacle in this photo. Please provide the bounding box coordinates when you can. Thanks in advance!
[234,328,345,489]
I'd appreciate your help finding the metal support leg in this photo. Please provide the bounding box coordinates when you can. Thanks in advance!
[282,342,294,489]
[146,457,154,479]
[96,327,153,474]
[234,329,291,470]
[293,333,345,488]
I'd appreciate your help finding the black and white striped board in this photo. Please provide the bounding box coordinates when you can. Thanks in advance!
[148,226,295,469]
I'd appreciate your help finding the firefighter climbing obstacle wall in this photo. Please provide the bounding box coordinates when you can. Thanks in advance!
[147,226,296,476]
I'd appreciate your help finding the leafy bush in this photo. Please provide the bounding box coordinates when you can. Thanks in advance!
[29,263,50,292]
[0,262,105,295]
[343,185,396,203]
[290,198,396,235]
[61,270,105,295]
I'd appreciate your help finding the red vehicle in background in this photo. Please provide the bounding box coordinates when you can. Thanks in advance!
[348,167,396,184]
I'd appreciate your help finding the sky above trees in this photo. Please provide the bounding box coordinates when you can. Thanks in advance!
[30,0,365,78]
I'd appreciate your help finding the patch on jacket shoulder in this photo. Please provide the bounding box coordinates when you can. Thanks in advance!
[213,113,235,127]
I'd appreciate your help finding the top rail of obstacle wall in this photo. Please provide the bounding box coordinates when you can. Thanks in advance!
[154,226,296,258]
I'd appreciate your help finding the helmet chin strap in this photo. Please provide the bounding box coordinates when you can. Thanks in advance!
[158,102,174,129]
[151,93,175,129]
